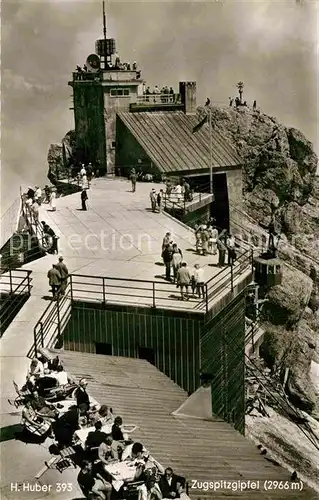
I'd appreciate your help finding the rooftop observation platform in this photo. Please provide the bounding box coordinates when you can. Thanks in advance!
[28,177,251,315]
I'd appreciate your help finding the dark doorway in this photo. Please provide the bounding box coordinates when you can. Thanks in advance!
[138,346,155,365]
[212,173,229,232]
[96,343,112,355]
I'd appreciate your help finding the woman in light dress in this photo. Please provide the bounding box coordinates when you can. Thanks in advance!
[50,189,56,211]
[208,226,218,255]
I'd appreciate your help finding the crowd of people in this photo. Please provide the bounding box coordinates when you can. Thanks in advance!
[161,225,237,301]
[15,354,188,500]
[22,186,57,224]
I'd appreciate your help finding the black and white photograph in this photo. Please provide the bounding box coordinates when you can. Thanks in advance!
[1,0,319,499]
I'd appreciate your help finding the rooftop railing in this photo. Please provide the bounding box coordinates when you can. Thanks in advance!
[71,72,103,82]
[136,93,181,104]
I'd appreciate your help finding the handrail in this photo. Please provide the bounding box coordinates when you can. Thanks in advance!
[31,248,253,355]
[0,269,32,333]
[30,281,72,358]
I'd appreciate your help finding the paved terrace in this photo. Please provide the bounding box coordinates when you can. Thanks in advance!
[0,178,250,499]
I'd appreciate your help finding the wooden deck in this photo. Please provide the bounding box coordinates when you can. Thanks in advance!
[59,351,318,499]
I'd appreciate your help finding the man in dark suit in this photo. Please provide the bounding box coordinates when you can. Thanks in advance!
[159,467,185,498]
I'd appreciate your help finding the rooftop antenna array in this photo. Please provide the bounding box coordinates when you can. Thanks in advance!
[103,0,107,40]
[95,0,116,70]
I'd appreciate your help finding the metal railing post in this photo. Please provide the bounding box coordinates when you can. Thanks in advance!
[33,327,38,357]
[230,262,234,292]
[70,275,73,301]
[27,271,31,296]
[57,296,61,341]
[102,277,106,305]
[40,322,44,348]
[205,284,209,313]
[9,270,13,294]
[152,282,156,308]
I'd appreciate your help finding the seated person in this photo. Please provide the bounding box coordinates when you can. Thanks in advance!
[91,404,113,426]
[35,376,58,398]
[75,378,90,414]
[112,416,124,441]
[22,402,52,436]
[138,476,163,500]
[49,365,69,386]
[48,355,60,371]
[85,421,108,450]
[53,406,79,448]
[98,435,119,465]
[37,355,49,372]
[29,390,58,420]
[77,460,112,500]
[26,358,44,385]
[159,467,185,499]
[122,442,164,475]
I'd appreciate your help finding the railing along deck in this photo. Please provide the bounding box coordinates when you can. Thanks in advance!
[31,249,253,356]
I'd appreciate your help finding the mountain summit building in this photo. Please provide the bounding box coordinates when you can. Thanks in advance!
[68,32,243,230]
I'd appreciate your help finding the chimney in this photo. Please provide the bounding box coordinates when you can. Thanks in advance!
[179,81,196,114]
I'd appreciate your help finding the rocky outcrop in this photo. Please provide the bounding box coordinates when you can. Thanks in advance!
[203,104,319,415]
[47,130,75,184]
[263,265,313,327]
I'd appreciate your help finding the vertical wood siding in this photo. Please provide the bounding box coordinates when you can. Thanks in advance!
[63,303,203,393]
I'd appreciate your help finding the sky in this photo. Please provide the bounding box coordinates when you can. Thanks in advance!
[1,0,318,213]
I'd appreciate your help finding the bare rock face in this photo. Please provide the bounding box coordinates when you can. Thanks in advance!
[47,130,75,183]
[286,320,317,413]
[261,320,317,413]
[263,265,313,327]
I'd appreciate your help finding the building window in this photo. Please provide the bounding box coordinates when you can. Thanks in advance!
[110,88,130,97]
[111,141,116,148]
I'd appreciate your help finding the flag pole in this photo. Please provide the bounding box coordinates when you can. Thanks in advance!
[209,107,213,194]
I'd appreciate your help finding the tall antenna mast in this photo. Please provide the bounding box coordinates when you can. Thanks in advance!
[102,0,107,40]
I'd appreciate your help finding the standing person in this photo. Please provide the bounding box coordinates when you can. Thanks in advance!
[81,189,88,210]
[80,164,86,177]
[162,232,171,253]
[49,189,56,211]
[86,163,93,186]
[44,185,51,203]
[75,378,90,415]
[253,100,257,110]
[47,264,61,300]
[34,186,42,205]
[200,225,209,256]
[183,181,190,202]
[193,263,205,298]
[226,233,236,265]
[31,200,40,223]
[174,183,182,203]
[176,262,191,301]
[162,244,173,281]
[150,188,157,212]
[130,168,137,192]
[171,244,183,283]
[56,256,69,295]
[194,224,202,253]
[157,189,164,212]
[166,180,172,200]
[208,225,218,255]
[42,222,59,254]
[27,187,35,201]
[217,235,227,267]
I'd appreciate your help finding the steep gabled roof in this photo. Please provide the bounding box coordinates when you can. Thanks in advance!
[59,350,316,499]
[117,111,242,174]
